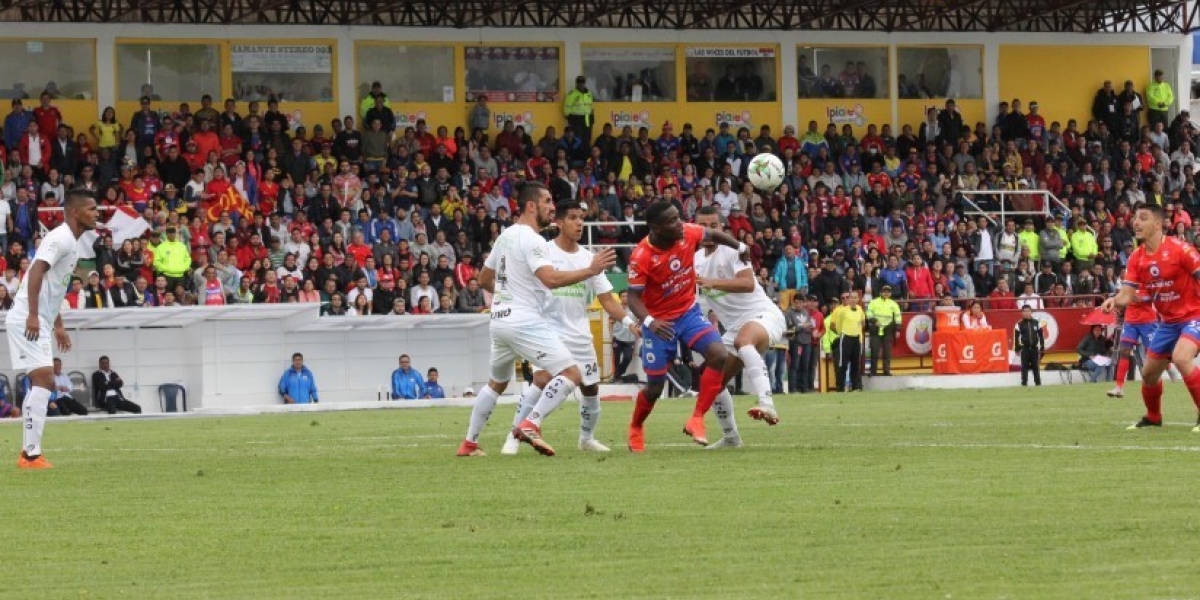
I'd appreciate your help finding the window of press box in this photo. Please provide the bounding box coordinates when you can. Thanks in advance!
[581,47,676,102]
[797,46,888,99]
[685,47,777,102]
[230,44,335,103]
[0,40,95,100]
[464,46,561,103]
[116,43,221,102]
[356,44,456,103]
[896,47,983,99]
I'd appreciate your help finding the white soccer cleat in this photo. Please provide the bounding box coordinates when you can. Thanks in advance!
[747,402,780,426]
[578,438,611,452]
[500,434,521,455]
[1106,387,1124,398]
[704,436,744,450]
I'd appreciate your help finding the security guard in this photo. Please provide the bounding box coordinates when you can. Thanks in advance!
[564,75,594,147]
[1146,69,1174,129]
[1013,305,1045,386]
[866,285,903,376]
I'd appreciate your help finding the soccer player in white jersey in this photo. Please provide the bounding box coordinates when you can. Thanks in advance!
[693,205,784,448]
[457,183,615,457]
[8,188,98,469]
[501,201,640,455]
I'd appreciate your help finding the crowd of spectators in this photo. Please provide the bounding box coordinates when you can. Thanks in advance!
[0,72,1189,326]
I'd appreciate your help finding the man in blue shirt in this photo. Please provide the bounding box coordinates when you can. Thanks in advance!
[878,255,909,299]
[772,244,809,309]
[279,353,319,404]
[425,368,446,399]
[390,354,426,400]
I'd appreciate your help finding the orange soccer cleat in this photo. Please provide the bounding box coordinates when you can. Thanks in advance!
[17,453,53,470]
[513,420,556,457]
[628,425,645,453]
[683,416,708,446]
[456,441,487,457]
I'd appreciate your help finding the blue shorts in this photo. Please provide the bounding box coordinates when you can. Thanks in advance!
[1119,322,1156,348]
[1146,320,1200,360]
[639,303,723,381]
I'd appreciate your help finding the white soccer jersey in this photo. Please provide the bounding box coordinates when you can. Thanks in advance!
[484,223,555,320]
[694,244,783,329]
[11,224,79,325]
[544,242,612,342]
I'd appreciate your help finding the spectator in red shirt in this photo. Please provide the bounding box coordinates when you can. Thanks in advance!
[728,205,753,240]
[454,253,477,289]
[19,121,51,173]
[32,92,61,139]
[191,118,220,164]
[987,278,1018,310]
[905,254,936,311]
[346,231,373,265]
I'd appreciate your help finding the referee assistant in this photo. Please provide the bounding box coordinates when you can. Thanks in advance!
[830,291,866,392]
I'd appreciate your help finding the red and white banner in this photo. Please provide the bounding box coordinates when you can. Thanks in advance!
[75,206,150,259]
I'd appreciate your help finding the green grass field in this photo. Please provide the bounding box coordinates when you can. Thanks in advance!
[2,384,1200,600]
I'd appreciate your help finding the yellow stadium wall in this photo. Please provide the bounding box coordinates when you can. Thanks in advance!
[797,99,891,137]
[999,45,1150,127]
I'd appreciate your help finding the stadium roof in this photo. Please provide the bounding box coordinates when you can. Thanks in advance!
[0,0,1195,32]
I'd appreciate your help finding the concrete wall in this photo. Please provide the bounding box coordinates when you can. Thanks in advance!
[0,309,493,412]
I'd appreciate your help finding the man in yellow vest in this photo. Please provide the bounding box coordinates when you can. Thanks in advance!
[564,76,594,148]
[830,291,866,392]
[866,285,903,377]
[1146,69,1174,129]
[152,226,192,291]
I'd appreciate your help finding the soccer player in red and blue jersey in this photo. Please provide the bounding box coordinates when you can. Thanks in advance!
[1102,203,1200,430]
[1107,285,1180,399]
[625,202,745,452]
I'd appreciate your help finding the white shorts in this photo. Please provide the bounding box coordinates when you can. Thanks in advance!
[489,319,575,383]
[6,317,53,371]
[722,310,787,349]
[536,338,601,386]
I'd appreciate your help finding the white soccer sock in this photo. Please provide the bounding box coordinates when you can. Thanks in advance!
[465,386,501,443]
[713,390,739,439]
[22,386,51,457]
[526,375,577,427]
[511,385,542,428]
[737,345,776,408]
[579,395,601,440]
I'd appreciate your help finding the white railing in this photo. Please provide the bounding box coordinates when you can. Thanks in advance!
[581,219,646,250]
[957,190,1066,227]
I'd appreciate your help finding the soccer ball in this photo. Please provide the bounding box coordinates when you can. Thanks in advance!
[747,153,785,191]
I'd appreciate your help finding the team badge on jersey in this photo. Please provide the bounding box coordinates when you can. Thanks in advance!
[1150,264,1161,277]
[669,257,682,272]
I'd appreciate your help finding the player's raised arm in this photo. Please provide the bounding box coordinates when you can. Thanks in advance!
[1101,285,1139,312]
[534,248,615,290]
[698,268,755,294]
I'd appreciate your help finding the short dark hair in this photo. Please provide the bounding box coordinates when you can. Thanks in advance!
[644,201,676,227]
[1136,202,1165,220]
[65,188,95,208]
[400,354,410,361]
[292,352,303,360]
[428,367,438,375]
[516,181,548,213]
[695,205,720,217]
[555,200,584,219]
